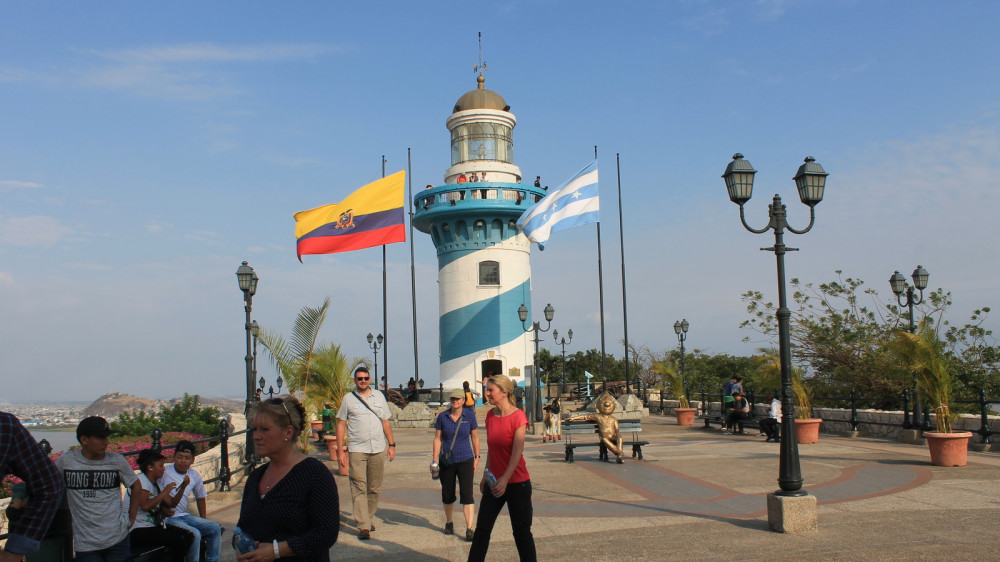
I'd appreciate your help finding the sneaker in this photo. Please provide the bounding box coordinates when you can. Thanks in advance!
[466,528,475,541]
[444,521,454,535]
[370,524,375,532]
[359,529,370,540]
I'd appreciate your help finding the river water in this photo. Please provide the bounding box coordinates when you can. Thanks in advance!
[29,429,78,454]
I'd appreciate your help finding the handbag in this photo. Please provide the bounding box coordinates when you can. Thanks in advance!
[439,417,463,468]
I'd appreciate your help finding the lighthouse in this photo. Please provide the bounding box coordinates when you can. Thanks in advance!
[412,74,546,394]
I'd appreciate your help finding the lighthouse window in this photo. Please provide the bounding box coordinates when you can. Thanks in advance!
[451,123,513,165]
[479,261,500,286]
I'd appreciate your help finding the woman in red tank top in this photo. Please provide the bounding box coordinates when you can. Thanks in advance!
[468,375,536,561]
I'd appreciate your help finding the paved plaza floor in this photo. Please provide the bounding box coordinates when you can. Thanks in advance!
[207,408,1000,561]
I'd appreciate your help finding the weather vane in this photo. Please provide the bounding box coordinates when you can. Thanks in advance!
[473,31,487,76]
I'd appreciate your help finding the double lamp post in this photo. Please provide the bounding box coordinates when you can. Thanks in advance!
[723,153,828,500]
[552,328,573,398]
[236,261,259,462]
[890,266,930,430]
[519,302,554,423]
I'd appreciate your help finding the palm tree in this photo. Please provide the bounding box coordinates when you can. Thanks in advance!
[890,325,954,433]
[652,360,688,408]
[257,298,361,421]
[754,347,812,420]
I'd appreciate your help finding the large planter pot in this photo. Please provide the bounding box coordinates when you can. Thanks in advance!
[311,420,325,433]
[795,418,822,444]
[674,408,697,426]
[925,431,972,467]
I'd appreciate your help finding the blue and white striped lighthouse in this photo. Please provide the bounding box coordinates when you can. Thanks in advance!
[413,74,546,393]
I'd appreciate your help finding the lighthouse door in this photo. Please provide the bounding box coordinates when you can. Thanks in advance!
[481,359,502,382]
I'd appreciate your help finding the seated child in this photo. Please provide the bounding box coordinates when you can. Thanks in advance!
[129,449,193,562]
[159,440,223,562]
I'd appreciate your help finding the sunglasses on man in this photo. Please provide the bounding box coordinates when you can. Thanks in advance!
[356,376,370,381]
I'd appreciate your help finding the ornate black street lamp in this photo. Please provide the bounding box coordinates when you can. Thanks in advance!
[367,333,384,391]
[723,153,828,497]
[236,261,259,462]
[519,303,554,423]
[250,320,260,392]
[673,319,689,415]
[553,328,573,398]
[890,266,930,429]
[258,374,284,400]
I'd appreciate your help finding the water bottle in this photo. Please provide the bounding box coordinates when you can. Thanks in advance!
[233,527,256,554]
[430,462,440,480]
[483,468,501,498]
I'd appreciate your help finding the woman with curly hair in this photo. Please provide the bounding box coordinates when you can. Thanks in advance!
[236,395,339,561]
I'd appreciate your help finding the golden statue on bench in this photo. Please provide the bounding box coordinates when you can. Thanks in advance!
[566,392,625,463]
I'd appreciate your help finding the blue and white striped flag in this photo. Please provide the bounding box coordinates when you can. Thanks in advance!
[516,160,599,249]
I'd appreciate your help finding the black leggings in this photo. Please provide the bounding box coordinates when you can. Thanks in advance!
[440,458,475,505]
[469,480,536,562]
[130,525,193,562]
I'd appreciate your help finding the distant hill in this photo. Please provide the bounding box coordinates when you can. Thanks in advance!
[82,393,244,420]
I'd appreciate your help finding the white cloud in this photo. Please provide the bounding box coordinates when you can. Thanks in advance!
[0,272,13,286]
[0,215,76,247]
[145,221,172,234]
[92,43,342,63]
[0,180,44,189]
[754,0,797,20]
[183,231,222,241]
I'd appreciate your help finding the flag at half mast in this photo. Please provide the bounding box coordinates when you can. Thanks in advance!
[516,160,599,249]
[294,170,406,261]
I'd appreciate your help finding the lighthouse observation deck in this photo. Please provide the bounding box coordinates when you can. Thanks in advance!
[413,181,547,253]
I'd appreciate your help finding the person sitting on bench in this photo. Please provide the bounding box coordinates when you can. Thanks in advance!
[725,392,750,434]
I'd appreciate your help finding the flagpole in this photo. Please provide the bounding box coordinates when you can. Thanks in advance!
[594,145,607,384]
[617,153,631,394]
[381,155,389,393]
[407,148,420,388]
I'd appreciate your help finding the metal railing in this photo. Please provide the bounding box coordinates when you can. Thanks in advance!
[686,386,997,446]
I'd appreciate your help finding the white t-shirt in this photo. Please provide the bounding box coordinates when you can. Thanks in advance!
[128,473,163,531]
[158,464,207,517]
[56,449,137,552]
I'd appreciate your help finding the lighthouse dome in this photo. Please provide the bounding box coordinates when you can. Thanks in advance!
[453,75,510,113]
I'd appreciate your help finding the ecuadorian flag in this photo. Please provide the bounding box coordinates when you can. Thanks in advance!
[294,171,406,261]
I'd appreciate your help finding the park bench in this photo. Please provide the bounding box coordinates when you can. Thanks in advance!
[561,419,647,463]
[699,389,763,435]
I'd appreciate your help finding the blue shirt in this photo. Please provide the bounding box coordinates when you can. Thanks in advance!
[434,409,478,463]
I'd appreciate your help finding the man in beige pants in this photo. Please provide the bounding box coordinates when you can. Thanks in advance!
[336,366,396,540]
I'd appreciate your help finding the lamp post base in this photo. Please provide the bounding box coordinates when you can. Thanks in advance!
[767,493,817,533]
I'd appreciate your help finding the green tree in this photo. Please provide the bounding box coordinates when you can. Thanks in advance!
[741,270,999,407]
[110,394,221,438]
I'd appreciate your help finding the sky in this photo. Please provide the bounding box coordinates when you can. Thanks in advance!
[3,1,999,403]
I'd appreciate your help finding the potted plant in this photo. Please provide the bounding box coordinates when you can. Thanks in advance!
[892,326,972,466]
[756,348,821,443]
[653,361,696,425]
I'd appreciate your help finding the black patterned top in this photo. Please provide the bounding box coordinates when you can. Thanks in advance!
[237,457,339,560]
